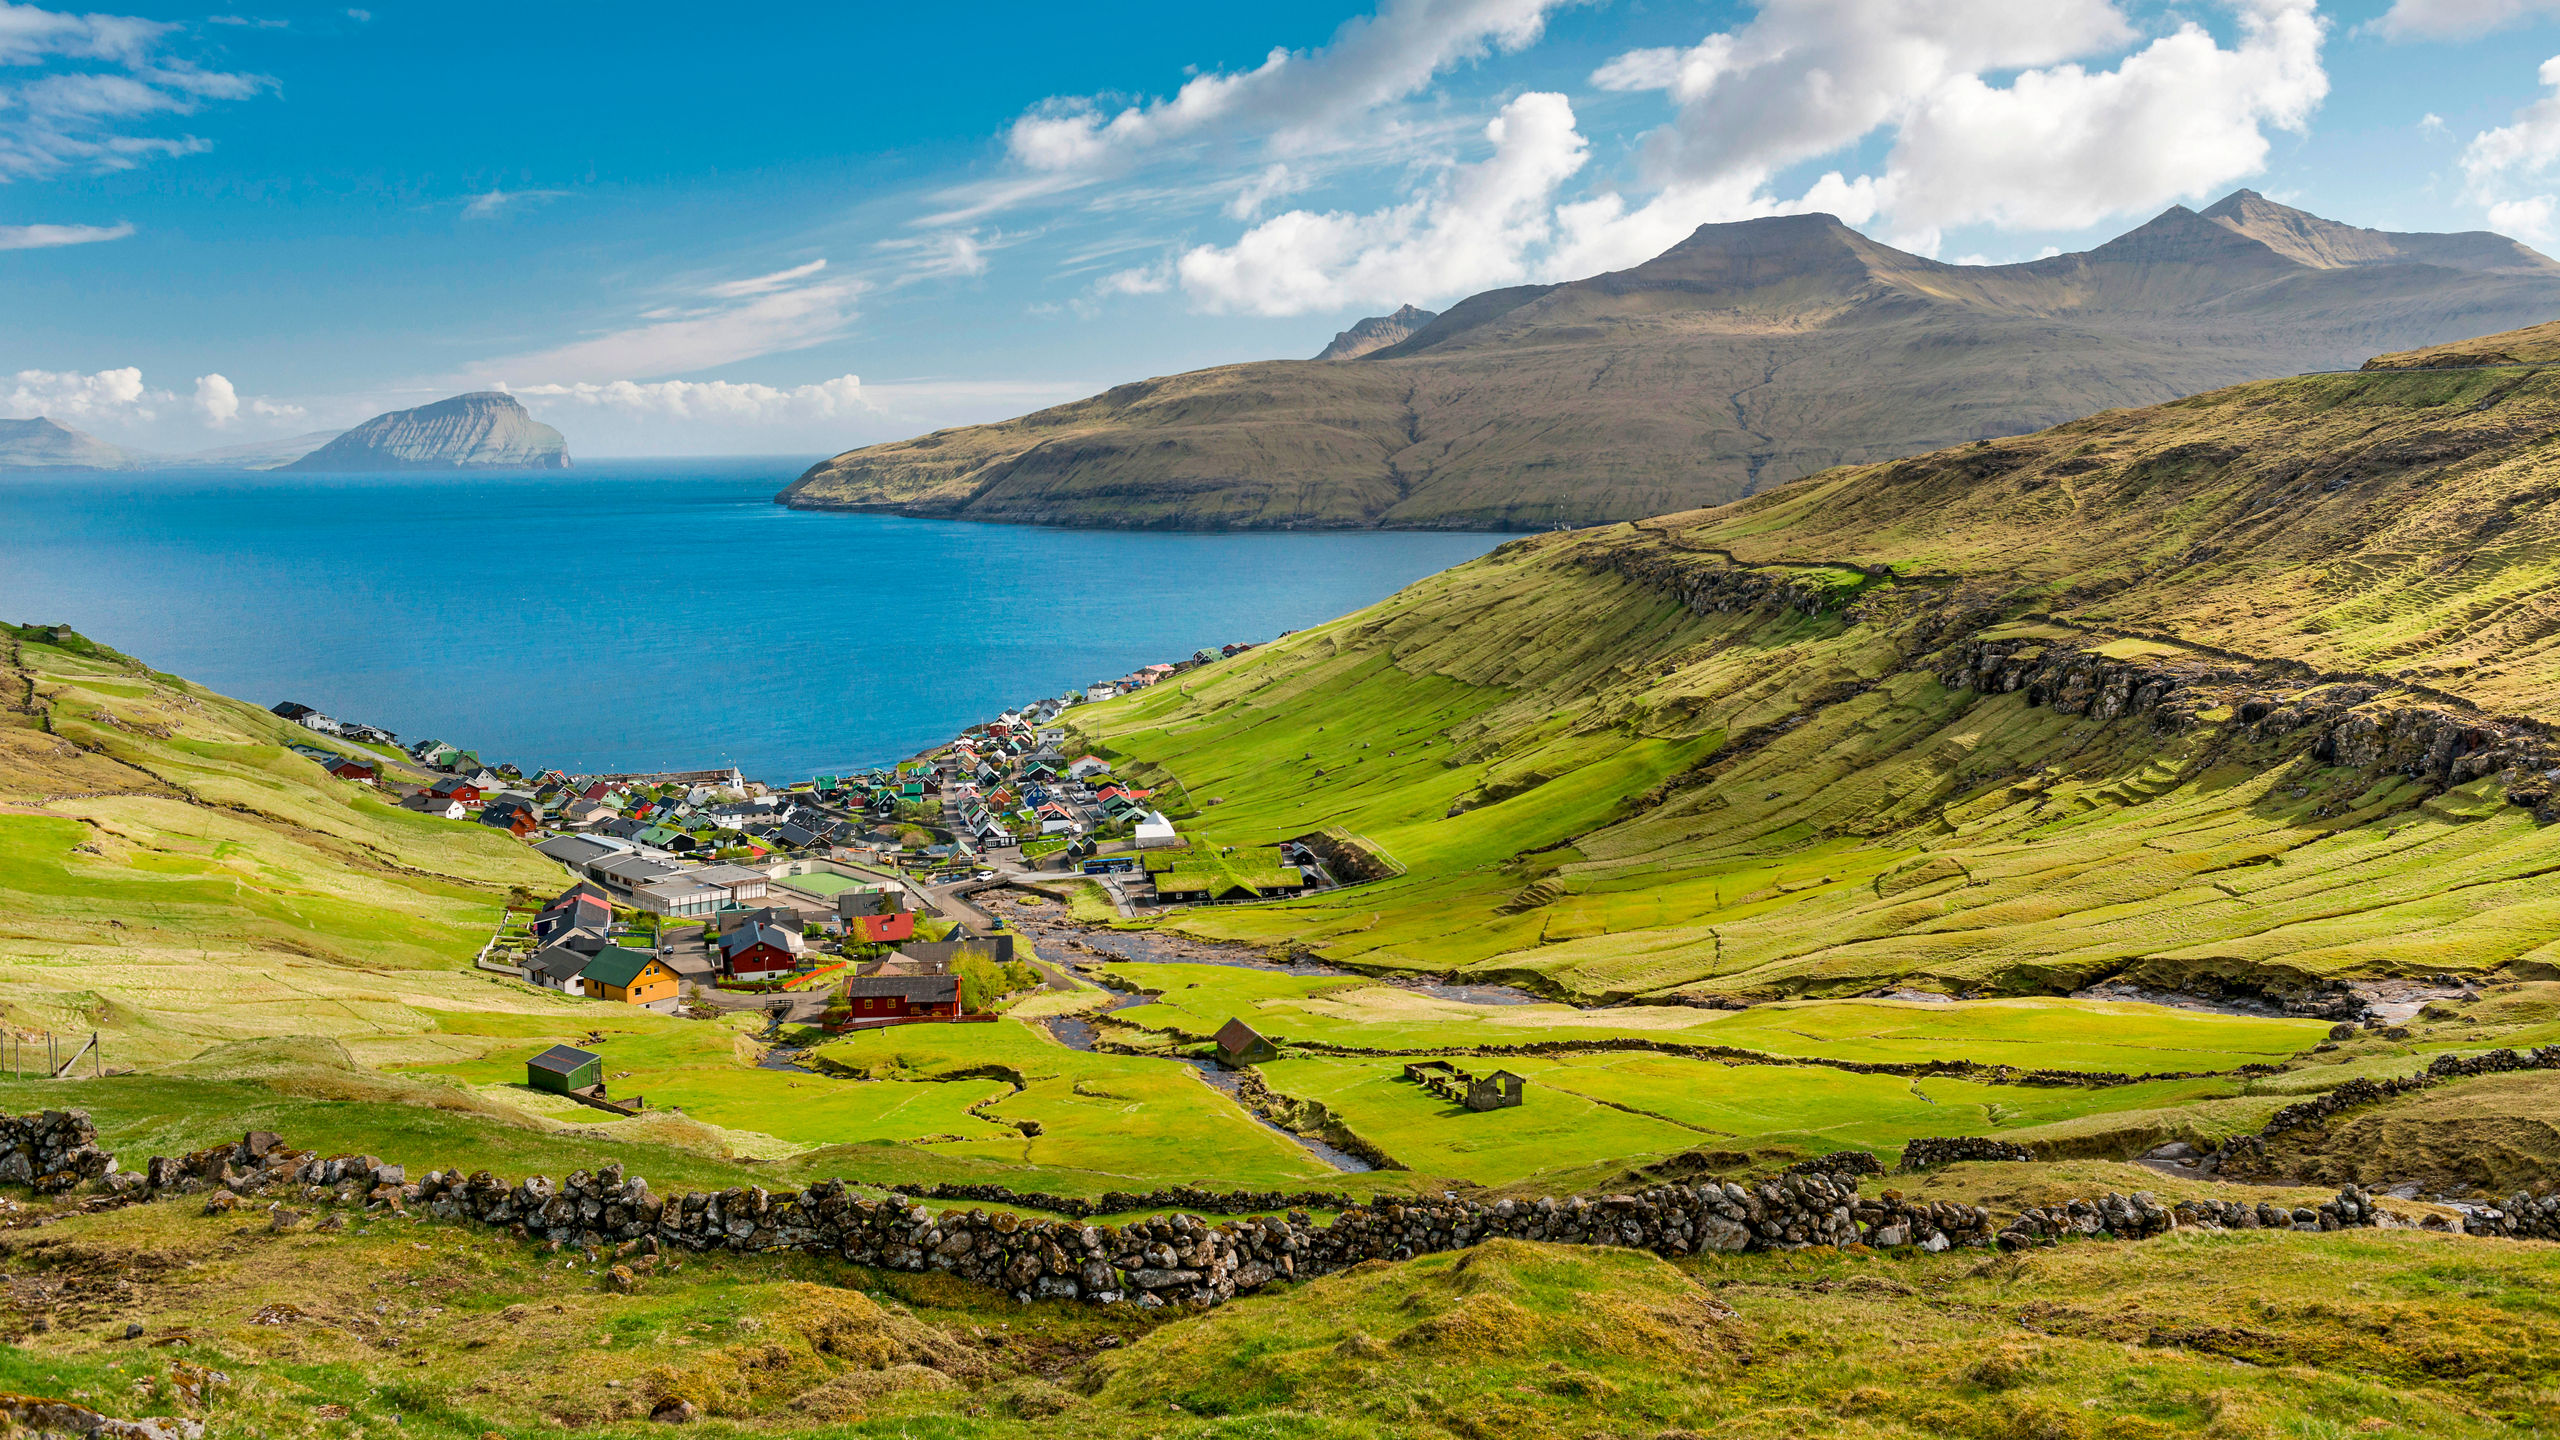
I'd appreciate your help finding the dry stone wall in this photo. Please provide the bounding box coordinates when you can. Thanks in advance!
[55,1120,2434,1312]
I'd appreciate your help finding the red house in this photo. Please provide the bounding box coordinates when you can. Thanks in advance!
[840,974,960,1020]
[851,910,917,945]
[428,777,483,804]
[718,922,800,978]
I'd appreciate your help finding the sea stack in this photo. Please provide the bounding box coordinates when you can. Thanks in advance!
[285,392,569,471]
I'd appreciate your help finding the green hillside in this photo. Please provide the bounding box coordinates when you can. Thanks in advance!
[1068,322,2560,1006]
[0,622,563,1067]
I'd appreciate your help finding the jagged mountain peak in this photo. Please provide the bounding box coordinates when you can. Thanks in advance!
[1316,304,1440,361]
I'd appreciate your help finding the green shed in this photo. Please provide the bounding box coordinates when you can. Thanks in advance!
[527,1044,602,1094]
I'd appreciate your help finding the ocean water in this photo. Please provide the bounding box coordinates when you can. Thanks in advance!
[0,459,1504,779]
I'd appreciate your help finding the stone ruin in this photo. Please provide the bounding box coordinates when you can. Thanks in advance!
[0,1110,115,1192]
[1400,1060,1525,1112]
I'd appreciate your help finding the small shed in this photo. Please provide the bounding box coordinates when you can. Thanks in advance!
[1214,1017,1280,1066]
[527,1044,602,1095]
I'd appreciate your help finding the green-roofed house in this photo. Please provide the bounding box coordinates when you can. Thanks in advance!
[580,946,680,1009]
[526,1044,602,1094]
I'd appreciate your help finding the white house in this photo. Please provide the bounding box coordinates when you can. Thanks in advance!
[401,793,465,820]
[1133,811,1179,849]
[1069,755,1112,779]
[1085,683,1119,703]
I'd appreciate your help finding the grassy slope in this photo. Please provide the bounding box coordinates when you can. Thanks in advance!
[5,1166,2556,1439]
[0,625,566,1067]
[1068,329,2560,1004]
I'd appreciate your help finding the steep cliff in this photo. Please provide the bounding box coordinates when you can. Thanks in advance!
[1314,304,1438,361]
[285,392,568,471]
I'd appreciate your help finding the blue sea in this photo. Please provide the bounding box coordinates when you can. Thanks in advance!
[0,459,1503,779]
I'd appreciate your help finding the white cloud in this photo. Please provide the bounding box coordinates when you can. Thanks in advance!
[1171,91,1586,316]
[461,187,566,220]
[2,365,155,422]
[1227,163,1306,219]
[2460,55,2560,240]
[702,258,830,299]
[0,219,132,249]
[191,373,237,426]
[2373,0,2560,39]
[1578,0,2326,250]
[0,3,269,180]
[514,375,871,424]
[249,396,304,420]
[1005,0,1573,178]
[475,260,865,386]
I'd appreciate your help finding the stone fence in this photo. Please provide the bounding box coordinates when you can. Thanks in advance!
[1898,1137,2037,1170]
[76,1122,2447,1313]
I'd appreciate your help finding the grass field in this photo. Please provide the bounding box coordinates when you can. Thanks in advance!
[772,870,866,898]
[812,1017,1354,1192]
[1102,961,2331,1073]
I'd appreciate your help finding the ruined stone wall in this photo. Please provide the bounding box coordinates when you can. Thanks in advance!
[0,1109,114,1192]
[85,1122,2430,1313]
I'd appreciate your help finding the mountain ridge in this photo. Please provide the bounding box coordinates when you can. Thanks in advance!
[782,192,2560,530]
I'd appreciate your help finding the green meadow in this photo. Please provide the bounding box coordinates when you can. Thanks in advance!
[1102,960,2331,1073]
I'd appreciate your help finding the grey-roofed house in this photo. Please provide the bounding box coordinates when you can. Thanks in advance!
[838,973,961,1021]
[529,944,598,992]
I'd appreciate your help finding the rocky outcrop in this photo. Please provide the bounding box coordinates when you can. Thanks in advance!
[1314,305,1438,361]
[285,393,567,471]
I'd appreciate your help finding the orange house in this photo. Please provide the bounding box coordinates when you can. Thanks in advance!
[579,946,680,1007]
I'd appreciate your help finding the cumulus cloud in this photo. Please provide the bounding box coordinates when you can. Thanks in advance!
[192,372,237,426]
[0,3,270,180]
[514,375,871,424]
[2372,0,2560,39]
[0,220,132,249]
[476,259,864,386]
[2460,55,2560,241]
[2,365,155,421]
[1170,91,1587,315]
[1005,0,1573,176]
[1571,0,2326,261]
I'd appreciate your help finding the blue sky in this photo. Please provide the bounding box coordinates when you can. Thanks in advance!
[9,0,2560,457]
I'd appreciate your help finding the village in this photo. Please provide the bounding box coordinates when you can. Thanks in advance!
[265,635,1339,1051]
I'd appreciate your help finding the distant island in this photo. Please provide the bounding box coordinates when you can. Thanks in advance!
[776,189,2560,531]
[286,392,568,471]
[0,390,566,474]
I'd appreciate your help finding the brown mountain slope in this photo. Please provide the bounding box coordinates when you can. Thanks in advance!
[782,194,2560,531]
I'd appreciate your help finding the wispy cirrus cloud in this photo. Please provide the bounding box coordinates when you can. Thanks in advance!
[0,219,132,249]
[460,187,567,221]
[472,258,864,386]
[0,2,271,180]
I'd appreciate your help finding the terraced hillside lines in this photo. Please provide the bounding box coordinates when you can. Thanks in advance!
[0,625,564,1067]
[813,1019,1345,1191]
[1068,321,2560,1004]
[1101,962,2329,1075]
